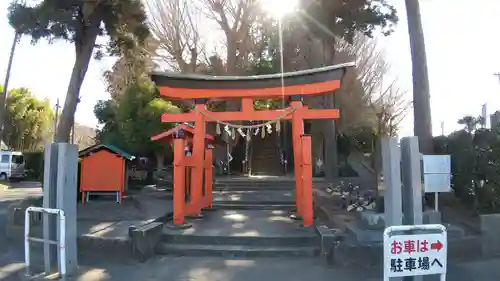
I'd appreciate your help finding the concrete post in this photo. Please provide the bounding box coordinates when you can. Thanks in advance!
[42,143,78,276]
[400,137,424,281]
[401,137,423,226]
[381,137,403,227]
[42,144,58,273]
[55,143,78,275]
[381,137,403,281]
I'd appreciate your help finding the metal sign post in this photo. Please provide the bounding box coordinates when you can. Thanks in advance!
[383,224,447,281]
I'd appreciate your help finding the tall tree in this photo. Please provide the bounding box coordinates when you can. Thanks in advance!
[458,116,484,134]
[95,81,181,168]
[147,0,276,139]
[98,29,181,167]
[294,0,398,180]
[103,37,159,99]
[0,85,54,151]
[0,31,21,143]
[300,0,398,44]
[145,0,400,178]
[335,34,410,137]
[405,0,433,153]
[7,0,149,142]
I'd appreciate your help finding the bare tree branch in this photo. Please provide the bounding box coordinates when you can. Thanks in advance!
[332,33,408,136]
[146,0,203,73]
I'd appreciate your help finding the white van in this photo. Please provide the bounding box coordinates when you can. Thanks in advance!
[0,151,26,180]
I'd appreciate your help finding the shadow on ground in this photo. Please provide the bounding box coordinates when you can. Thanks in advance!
[0,254,375,281]
[1,253,496,281]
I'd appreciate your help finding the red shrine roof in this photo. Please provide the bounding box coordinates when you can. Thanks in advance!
[151,123,217,143]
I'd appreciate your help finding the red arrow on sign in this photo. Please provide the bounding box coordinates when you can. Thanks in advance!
[431,240,443,251]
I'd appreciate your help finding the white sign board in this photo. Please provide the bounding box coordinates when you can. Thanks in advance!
[422,155,451,193]
[422,155,450,174]
[384,225,447,279]
[424,174,451,193]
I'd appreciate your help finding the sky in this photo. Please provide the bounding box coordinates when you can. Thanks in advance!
[1,0,500,137]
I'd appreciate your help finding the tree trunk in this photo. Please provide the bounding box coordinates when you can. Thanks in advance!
[155,152,165,169]
[310,122,323,175]
[323,117,338,180]
[300,36,339,180]
[0,32,20,143]
[54,21,100,143]
[372,136,381,190]
[223,35,242,150]
[405,0,433,153]
[320,40,338,181]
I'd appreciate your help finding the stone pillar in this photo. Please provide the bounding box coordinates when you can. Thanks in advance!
[42,144,58,273]
[400,137,423,281]
[381,137,403,281]
[55,143,78,275]
[401,137,423,226]
[381,137,403,227]
[42,143,78,276]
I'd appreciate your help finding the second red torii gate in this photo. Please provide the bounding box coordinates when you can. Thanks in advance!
[151,62,355,227]
[152,123,219,217]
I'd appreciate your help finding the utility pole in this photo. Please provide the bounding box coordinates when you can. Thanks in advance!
[53,99,60,142]
[70,97,81,145]
[481,103,487,128]
[405,0,433,153]
[71,123,75,144]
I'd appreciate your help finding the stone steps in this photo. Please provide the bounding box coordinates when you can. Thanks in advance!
[211,188,296,210]
[211,202,296,210]
[212,189,295,202]
[156,209,320,258]
[210,202,296,209]
[161,233,318,247]
[250,136,282,175]
[213,184,293,191]
[156,243,319,257]
[154,179,321,259]
[213,179,295,191]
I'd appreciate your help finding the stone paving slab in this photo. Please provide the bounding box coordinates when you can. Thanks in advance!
[164,209,317,237]
[212,190,295,203]
[78,220,147,238]
[215,175,325,182]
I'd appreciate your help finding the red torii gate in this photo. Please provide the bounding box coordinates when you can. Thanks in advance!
[151,62,354,227]
[151,123,219,217]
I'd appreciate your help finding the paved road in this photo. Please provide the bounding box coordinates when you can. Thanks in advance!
[0,185,42,253]
[0,255,498,281]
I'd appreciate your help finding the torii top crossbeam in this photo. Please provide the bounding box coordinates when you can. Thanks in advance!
[152,62,354,99]
[151,62,355,123]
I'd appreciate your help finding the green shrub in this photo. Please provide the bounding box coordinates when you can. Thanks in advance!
[24,151,44,180]
[434,128,500,214]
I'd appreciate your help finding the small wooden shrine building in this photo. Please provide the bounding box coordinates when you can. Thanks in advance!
[79,144,135,203]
